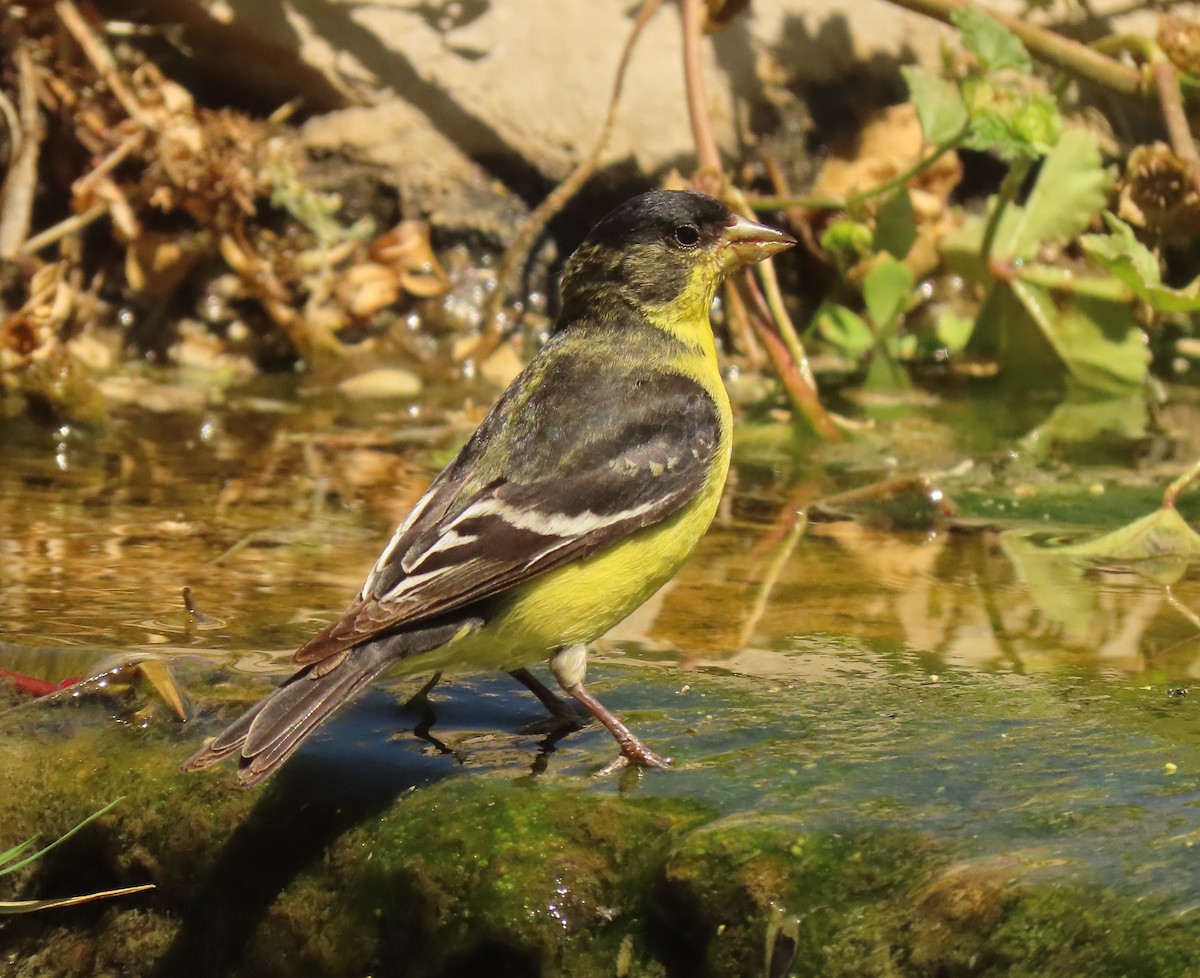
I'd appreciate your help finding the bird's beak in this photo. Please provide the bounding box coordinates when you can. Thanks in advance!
[719,213,797,271]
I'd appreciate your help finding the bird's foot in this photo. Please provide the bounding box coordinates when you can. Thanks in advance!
[596,741,673,777]
[509,667,589,731]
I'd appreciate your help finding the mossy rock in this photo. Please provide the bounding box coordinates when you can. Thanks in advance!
[4,672,1200,976]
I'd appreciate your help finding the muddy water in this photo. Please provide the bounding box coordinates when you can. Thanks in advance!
[3,376,1200,977]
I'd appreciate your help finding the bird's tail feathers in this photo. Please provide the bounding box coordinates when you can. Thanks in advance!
[181,643,395,787]
[182,618,477,787]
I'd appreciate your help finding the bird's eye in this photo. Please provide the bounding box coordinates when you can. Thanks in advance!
[672,224,701,247]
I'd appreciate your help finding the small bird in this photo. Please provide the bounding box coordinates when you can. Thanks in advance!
[183,190,795,786]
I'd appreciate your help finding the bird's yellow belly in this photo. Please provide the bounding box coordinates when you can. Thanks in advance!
[399,463,728,676]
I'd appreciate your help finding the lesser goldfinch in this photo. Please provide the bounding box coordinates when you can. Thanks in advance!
[183,190,795,786]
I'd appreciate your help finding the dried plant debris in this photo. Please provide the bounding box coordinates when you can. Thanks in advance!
[0,2,448,421]
[1157,15,1200,78]
[1117,142,1200,247]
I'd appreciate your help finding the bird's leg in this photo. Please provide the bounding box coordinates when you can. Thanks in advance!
[549,644,672,774]
[402,670,443,711]
[508,667,583,725]
[397,671,463,762]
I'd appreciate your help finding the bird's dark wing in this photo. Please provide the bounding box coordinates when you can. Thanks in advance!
[293,357,721,667]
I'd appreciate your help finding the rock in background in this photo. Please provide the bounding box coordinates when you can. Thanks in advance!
[102,0,1178,236]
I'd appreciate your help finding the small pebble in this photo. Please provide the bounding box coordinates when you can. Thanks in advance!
[338,367,422,399]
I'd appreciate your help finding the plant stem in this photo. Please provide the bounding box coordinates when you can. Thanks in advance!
[979,155,1032,261]
[682,0,838,438]
[0,45,40,259]
[1152,59,1200,198]
[19,204,107,255]
[750,130,967,213]
[681,0,722,174]
[735,274,843,440]
[1163,456,1200,510]
[887,0,1149,98]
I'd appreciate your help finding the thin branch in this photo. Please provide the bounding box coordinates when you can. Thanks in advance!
[72,130,146,201]
[0,86,21,168]
[888,0,1149,97]
[0,45,41,259]
[55,0,152,127]
[738,508,808,648]
[681,0,722,175]
[681,0,839,439]
[19,204,108,255]
[1152,59,1200,198]
[729,185,819,393]
[980,155,1032,260]
[750,129,968,212]
[735,274,843,439]
[1163,456,1200,510]
[721,271,765,367]
[1,882,156,914]
[470,0,665,363]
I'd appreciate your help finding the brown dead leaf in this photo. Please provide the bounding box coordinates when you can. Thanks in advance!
[336,262,401,319]
[811,104,962,280]
[370,221,450,299]
[811,103,959,205]
[137,658,189,721]
[1117,142,1200,245]
[124,231,201,296]
[1159,14,1200,76]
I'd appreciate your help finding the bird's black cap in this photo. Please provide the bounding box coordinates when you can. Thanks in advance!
[582,190,733,251]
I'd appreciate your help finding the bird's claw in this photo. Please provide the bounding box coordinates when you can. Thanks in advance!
[595,747,673,777]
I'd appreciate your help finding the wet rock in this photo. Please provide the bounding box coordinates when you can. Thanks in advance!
[5,667,1200,977]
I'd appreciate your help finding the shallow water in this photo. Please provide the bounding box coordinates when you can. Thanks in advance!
[3,376,1200,976]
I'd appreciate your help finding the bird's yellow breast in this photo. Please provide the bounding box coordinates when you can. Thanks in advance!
[493,443,730,654]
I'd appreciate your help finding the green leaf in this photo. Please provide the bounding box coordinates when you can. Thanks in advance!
[1000,532,1095,635]
[902,68,968,146]
[966,284,1063,383]
[864,256,915,333]
[814,303,876,358]
[1066,507,1200,559]
[992,128,1111,260]
[873,189,917,259]
[819,219,873,266]
[1081,213,1200,313]
[963,79,1061,160]
[1021,392,1148,456]
[952,7,1032,73]
[934,310,975,353]
[1009,278,1149,392]
[864,349,913,391]
[1011,262,1135,303]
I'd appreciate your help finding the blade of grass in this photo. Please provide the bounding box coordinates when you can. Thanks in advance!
[0,798,123,877]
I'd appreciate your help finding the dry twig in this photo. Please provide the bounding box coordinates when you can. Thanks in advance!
[55,0,152,127]
[19,205,107,256]
[0,45,41,259]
